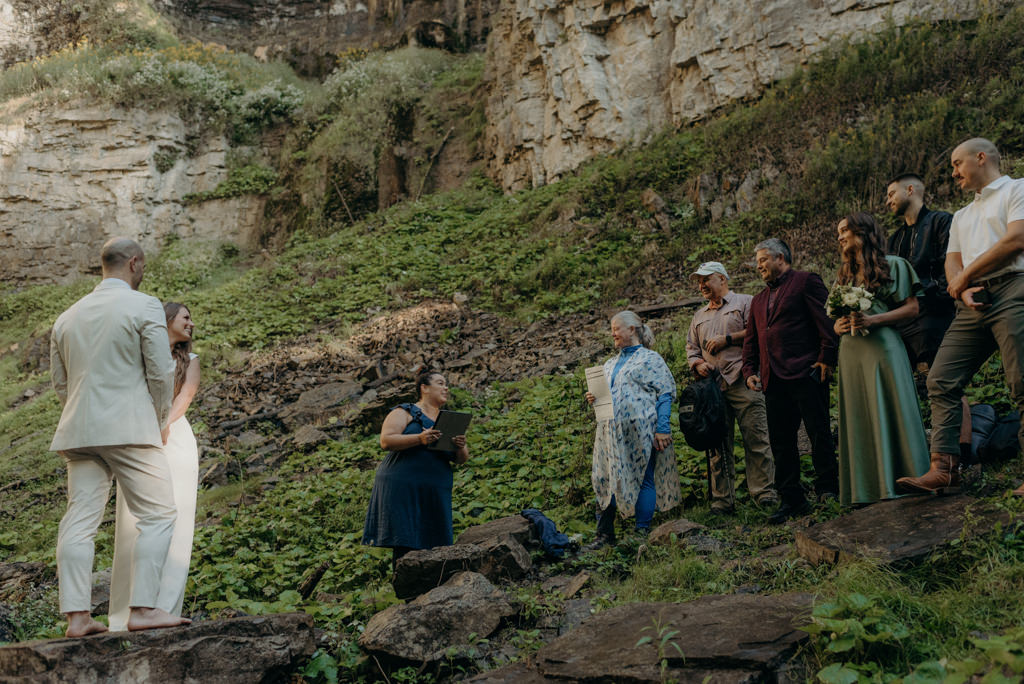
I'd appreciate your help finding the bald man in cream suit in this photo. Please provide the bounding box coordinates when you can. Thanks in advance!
[50,237,190,636]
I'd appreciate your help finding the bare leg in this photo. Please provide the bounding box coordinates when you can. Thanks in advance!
[65,610,108,638]
[127,606,191,631]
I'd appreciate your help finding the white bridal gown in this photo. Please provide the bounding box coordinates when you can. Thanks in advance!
[107,354,199,631]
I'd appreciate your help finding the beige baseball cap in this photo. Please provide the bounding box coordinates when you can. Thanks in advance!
[690,261,729,279]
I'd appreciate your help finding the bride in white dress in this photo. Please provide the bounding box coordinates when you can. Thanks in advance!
[108,302,200,632]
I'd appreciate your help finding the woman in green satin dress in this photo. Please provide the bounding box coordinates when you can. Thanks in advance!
[832,213,930,505]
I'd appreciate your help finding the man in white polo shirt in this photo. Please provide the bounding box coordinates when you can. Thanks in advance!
[686,261,778,513]
[897,138,1024,496]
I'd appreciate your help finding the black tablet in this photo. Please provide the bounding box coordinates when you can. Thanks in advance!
[427,410,472,452]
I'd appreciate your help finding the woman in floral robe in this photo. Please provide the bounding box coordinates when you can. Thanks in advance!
[586,311,681,548]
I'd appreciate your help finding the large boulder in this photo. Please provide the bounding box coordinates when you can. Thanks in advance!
[795,494,1011,566]
[360,571,515,663]
[533,592,813,682]
[0,613,315,683]
[392,536,531,600]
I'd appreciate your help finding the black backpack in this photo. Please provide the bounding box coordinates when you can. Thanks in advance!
[678,373,728,452]
[967,404,1021,465]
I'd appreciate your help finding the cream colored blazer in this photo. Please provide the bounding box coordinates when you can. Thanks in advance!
[49,278,176,450]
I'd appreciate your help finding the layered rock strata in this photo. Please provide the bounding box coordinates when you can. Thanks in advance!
[151,0,500,75]
[484,0,1012,190]
[0,101,264,283]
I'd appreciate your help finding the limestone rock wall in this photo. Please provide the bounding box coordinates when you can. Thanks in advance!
[0,101,264,283]
[0,0,81,68]
[152,0,500,76]
[484,0,1007,191]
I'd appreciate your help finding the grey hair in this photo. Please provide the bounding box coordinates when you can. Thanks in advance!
[754,238,792,264]
[611,310,654,348]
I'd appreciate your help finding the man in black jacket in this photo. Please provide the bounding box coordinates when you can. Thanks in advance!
[886,173,971,461]
[886,173,956,369]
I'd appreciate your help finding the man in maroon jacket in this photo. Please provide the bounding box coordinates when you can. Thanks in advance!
[742,238,840,523]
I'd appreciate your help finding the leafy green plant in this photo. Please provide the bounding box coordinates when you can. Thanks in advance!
[804,592,912,681]
[636,614,685,682]
[904,629,1024,683]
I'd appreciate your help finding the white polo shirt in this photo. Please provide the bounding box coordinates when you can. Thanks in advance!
[948,175,1024,277]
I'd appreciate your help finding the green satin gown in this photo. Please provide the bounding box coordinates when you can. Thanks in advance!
[837,255,931,505]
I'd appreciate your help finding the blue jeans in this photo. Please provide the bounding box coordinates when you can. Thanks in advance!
[597,452,657,538]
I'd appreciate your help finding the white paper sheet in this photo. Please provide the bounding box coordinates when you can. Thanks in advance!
[585,365,614,422]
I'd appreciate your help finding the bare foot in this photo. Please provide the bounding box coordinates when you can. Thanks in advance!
[65,611,109,638]
[127,607,192,632]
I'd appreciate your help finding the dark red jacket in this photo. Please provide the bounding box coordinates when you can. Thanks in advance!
[741,268,838,391]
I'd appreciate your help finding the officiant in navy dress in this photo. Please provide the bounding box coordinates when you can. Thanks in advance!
[363,370,470,569]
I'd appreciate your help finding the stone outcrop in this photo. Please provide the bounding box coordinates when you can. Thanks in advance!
[150,0,500,76]
[0,613,315,683]
[484,0,1014,190]
[0,100,265,284]
[795,494,1011,566]
[360,571,515,663]
[392,535,531,599]
[0,1,82,68]
[531,592,813,682]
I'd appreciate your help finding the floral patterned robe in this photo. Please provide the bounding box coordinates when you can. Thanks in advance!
[591,346,682,517]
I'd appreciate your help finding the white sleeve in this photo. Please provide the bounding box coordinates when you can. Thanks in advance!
[1008,179,1024,224]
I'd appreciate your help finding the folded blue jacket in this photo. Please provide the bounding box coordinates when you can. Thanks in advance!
[521,508,573,558]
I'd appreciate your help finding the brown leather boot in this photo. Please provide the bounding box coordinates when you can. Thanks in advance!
[895,453,960,494]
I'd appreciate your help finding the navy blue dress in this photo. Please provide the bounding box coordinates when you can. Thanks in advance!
[363,404,456,549]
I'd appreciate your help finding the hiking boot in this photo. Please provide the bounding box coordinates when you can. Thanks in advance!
[767,500,810,525]
[1012,483,1024,497]
[755,492,780,509]
[895,453,960,494]
[710,500,735,515]
[582,534,614,552]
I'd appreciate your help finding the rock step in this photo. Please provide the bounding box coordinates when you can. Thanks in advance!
[795,494,1010,565]
[0,613,315,684]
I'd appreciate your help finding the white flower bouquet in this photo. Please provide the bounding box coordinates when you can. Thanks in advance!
[826,284,874,336]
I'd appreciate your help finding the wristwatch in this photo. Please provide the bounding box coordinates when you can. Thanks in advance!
[725,334,733,346]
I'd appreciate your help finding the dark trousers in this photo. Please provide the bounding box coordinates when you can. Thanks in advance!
[764,376,838,505]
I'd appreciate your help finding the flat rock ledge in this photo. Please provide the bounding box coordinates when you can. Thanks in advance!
[795,494,1011,566]
[0,613,315,684]
[475,592,812,683]
[360,571,515,664]
[456,515,534,547]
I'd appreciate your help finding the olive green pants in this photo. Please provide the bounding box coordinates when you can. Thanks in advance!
[927,274,1024,455]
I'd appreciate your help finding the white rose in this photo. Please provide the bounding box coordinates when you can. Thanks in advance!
[842,292,859,307]
[859,297,872,310]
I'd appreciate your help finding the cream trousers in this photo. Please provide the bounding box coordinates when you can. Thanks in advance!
[57,445,175,614]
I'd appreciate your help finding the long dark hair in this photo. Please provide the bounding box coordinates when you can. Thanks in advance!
[164,302,192,397]
[836,212,892,290]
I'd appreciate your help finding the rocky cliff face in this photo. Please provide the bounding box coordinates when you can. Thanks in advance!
[0,100,264,283]
[484,0,1009,191]
[0,0,82,68]
[152,0,499,76]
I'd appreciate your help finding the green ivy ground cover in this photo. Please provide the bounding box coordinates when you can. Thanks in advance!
[2,7,1024,681]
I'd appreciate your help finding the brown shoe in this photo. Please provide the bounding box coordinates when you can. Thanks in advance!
[1012,483,1024,497]
[895,453,960,494]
